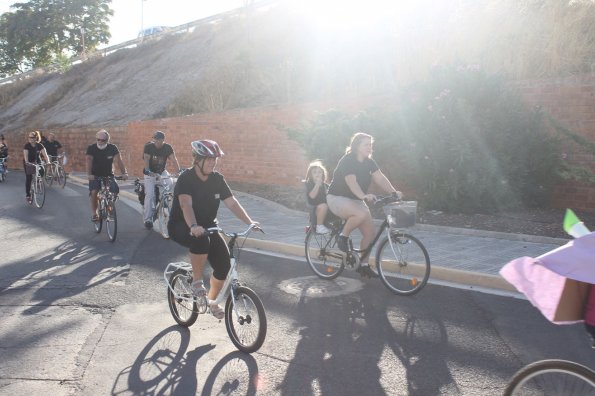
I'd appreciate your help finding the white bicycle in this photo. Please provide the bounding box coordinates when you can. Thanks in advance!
[135,172,176,239]
[164,223,267,353]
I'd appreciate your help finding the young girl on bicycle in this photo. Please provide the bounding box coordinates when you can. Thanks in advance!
[304,160,331,234]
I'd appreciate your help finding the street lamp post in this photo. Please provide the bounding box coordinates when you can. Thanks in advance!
[80,27,86,59]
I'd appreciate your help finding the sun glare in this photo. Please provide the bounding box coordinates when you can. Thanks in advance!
[292,0,399,32]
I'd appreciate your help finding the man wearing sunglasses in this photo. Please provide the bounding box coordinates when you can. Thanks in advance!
[86,129,128,222]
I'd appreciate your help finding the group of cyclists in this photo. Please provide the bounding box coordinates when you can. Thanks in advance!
[17,128,401,318]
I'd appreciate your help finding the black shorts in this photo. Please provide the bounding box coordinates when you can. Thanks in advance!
[168,221,231,280]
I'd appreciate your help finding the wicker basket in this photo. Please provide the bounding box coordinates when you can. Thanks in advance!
[384,201,417,228]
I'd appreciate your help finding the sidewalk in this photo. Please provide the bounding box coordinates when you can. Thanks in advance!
[69,172,568,293]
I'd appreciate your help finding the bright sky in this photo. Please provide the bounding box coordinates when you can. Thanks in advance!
[0,0,246,46]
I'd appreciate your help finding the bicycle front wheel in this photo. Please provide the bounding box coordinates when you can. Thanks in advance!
[57,166,66,188]
[94,199,103,233]
[33,176,45,208]
[106,200,117,242]
[167,269,198,327]
[225,286,267,353]
[305,229,344,279]
[376,232,430,295]
[44,165,54,187]
[504,359,595,395]
[158,194,173,239]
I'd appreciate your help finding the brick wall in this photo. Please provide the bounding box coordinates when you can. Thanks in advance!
[2,85,594,212]
[513,73,595,211]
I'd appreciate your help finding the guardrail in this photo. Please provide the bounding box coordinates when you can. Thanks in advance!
[0,0,278,86]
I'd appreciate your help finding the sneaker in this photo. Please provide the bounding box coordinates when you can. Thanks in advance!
[209,300,225,320]
[337,235,350,252]
[316,224,331,234]
[357,265,379,279]
[144,221,153,230]
[91,214,99,222]
[26,196,32,204]
[191,280,207,297]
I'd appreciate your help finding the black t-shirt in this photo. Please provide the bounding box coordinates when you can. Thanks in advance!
[328,153,379,200]
[23,142,45,163]
[86,143,120,177]
[170,169,233,228]
[44,140,62,157]
[143,142,174,173]
[305,180,328,206]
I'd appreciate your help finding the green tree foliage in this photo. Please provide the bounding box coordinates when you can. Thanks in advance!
[0,0,112,76]
[288,65,592,214]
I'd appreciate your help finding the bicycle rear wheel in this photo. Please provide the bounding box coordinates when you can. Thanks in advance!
[225,286,266,353]
[504,359,595,395]
[304,229,344,279]
[167,269,199,327]
[158,194,173,239]
[33,175,45,208]
[57,166,66,188]
[106,200,117,242]
[376,232,430,295]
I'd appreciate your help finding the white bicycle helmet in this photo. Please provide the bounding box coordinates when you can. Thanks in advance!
[191,140,224,158]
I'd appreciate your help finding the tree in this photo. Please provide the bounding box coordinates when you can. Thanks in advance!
[0,0,112,76]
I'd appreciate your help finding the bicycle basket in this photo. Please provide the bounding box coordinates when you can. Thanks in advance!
[384,201,417,228]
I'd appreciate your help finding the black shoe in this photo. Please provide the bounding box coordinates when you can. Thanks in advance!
[337,235,350,252]
[144,221,153,230]
[357,265,379,278]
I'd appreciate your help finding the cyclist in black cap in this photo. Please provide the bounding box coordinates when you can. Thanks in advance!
[142,130,181,229]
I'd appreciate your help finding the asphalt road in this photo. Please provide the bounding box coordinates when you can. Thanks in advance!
[0,173,593,395]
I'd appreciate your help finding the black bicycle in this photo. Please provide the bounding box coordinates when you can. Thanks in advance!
[304,195,430,295]
[93,176,123,242]
[504,359,595,395]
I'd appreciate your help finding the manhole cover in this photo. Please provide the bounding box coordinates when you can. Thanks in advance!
[278,276,363,298]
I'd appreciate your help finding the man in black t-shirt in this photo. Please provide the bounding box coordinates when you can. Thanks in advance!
[44,132,63,158]
[142,130,181,229]
[86,129,128,222]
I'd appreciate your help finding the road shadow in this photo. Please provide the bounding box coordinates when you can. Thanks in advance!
[111,325,259,395]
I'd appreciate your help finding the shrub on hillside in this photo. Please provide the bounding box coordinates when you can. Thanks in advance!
[288,65,575,213]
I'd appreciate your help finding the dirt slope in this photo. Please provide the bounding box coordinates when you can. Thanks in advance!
[0,28,221,134]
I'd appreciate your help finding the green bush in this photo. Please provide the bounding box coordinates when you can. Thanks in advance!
[288,65,571,213]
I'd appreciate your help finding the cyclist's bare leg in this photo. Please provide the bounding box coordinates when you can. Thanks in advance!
[315,203,328,225]
[90,190,99,215]
[208,276,224,301]
[190,252,208,284]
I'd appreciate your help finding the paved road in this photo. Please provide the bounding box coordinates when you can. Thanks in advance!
[0,172,593,395]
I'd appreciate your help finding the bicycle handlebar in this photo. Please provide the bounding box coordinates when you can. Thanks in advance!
[194,223,264,238]
[370,193,401,210]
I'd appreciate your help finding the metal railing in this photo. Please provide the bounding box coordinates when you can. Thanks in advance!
[0,0,278,86]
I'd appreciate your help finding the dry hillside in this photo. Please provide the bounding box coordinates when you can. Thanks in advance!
[1,1,595,136]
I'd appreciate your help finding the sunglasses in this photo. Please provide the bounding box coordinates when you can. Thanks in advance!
[28,136,36,139]
[96,138,107,142]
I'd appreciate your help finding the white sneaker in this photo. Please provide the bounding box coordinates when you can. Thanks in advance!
[316,224,331,234]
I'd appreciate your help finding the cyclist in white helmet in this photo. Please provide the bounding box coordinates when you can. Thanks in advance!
[168,140,259,319]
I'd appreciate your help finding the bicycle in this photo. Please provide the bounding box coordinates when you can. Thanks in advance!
[134,172,177,239]
[25,161,46,208]
[304,195,430,295]
[0,158,6,182]
[44,153,67,188]
[93,176,123,242]
[504,359,595,395]
[164,223,267,353]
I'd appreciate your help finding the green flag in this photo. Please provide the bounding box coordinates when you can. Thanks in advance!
[563,208,580,233]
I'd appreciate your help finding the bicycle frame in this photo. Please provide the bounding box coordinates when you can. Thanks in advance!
[163,224,257,307]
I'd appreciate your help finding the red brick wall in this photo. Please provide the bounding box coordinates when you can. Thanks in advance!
[513,73,595,211]
[2,87,593,211]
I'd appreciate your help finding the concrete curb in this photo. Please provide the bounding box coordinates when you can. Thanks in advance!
[240,238,516,293]
[67,173,518,292]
